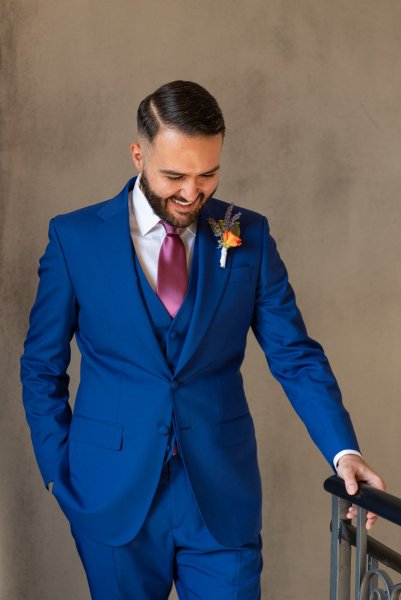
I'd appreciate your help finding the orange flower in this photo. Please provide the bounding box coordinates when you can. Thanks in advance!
[223,230,242,247]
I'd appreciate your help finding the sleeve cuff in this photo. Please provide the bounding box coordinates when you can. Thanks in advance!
[333,449,363,471]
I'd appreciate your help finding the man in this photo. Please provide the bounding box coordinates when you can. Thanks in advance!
[20,80,384,599]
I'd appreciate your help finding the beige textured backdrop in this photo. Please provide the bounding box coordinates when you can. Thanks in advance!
[2,1,401,598]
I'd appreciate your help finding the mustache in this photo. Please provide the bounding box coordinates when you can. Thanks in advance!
[168,192,205,204]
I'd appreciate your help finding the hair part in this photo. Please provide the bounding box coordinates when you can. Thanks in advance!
[137,80,225,143]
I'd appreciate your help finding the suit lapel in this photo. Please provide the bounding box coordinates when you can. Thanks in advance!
[174,200,232,377]
[94,178,172,380]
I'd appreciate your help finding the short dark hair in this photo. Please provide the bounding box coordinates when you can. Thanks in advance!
[137,80,225,142]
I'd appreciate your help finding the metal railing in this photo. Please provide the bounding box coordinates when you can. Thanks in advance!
[324,475,401,600]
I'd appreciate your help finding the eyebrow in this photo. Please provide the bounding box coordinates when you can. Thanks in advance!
[159,165,220,176]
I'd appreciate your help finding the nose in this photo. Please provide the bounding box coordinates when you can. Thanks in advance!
[179,180,200,203]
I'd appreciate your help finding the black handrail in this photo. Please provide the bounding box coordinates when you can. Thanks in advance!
[324,475,401,527]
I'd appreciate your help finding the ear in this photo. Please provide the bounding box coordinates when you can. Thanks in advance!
[130,142,144,171]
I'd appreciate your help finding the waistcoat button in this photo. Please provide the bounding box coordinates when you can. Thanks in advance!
[158,425,169,436]
[171,381,179,390]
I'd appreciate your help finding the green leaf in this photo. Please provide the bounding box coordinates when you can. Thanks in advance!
[232,222,240,236]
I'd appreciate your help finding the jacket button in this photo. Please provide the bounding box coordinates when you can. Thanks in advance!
[170,330,178,339]
[159,425,169,436]
[171,381,179,390]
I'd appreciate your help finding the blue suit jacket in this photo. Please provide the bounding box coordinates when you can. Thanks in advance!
[20,176,359,546]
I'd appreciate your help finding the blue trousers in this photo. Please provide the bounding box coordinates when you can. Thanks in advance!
[70,452,263,599]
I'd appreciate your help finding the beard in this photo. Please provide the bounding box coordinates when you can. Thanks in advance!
[139,169,216,228]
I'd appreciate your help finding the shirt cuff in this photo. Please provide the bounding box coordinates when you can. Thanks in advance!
[333,450,363,471]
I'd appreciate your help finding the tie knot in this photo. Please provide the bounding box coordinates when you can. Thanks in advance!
[160,220,180,235]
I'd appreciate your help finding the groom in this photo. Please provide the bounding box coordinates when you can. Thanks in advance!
[20,80,385,599]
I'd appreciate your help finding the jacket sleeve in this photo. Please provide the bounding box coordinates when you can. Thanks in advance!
[251,216,360,467]
[20,217,77,488]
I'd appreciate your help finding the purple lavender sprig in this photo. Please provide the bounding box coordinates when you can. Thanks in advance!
[224,205,241,231]
[207,204,242,242]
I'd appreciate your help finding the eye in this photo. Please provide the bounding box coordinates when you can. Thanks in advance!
[166,175,183,181]
[202,173,217,178]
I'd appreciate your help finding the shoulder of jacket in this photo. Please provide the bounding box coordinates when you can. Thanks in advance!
[52,196,111,225]
[51,177,135,229]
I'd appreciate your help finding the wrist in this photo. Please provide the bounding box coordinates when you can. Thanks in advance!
[334,450,363,472]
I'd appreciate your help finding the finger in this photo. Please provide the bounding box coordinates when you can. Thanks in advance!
[347,509,376,518]
[366,511,378,527]
[366,516,378,530]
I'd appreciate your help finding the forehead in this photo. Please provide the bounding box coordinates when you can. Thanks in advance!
[146,128,223,173]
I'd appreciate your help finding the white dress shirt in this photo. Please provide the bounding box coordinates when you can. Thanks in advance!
[128,175,196,292]
[127,174,361,472]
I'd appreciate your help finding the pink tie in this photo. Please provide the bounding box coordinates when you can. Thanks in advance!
[157,220,188,318]
[157,221,188,457]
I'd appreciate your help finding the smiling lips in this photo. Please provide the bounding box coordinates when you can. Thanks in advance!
[169,195,202,211]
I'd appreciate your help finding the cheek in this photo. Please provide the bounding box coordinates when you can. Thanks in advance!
[185,176,215,197]
[203,178,219,196]
[151,179,178,199]
[164,185,182,199]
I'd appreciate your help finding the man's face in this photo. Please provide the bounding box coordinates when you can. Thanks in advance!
[130,128,223,228]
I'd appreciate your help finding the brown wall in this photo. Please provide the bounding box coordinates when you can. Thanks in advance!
[2,1,401,598]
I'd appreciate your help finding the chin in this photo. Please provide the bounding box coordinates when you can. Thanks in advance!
[168,214,194,228]
[167,207,196,227]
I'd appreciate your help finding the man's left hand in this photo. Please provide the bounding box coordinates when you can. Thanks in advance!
[336,454,386,530]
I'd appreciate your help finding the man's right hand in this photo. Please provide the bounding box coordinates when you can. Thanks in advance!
[336,455,386,530]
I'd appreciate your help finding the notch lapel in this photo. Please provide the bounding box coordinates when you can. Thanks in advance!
[94,179,172,380]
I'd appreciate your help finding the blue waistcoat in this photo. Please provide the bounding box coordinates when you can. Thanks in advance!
[132,229,200,465]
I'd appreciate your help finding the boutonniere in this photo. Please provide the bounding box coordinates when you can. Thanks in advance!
[207,204,242,268]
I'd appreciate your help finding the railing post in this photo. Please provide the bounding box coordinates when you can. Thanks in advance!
[330,495,352,600]
[355,507,368,600]
[367,556,379,596]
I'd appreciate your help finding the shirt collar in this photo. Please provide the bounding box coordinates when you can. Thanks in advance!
[132,175,197,237]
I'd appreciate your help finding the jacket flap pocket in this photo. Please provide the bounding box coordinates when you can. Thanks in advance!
[69,414,123,450]
[218,412,255,446]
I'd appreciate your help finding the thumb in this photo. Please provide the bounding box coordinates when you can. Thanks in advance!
[344,476,359,496]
